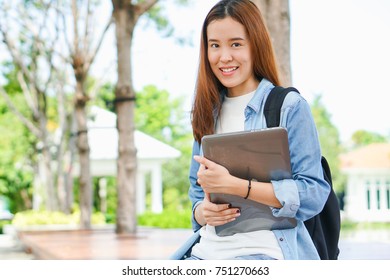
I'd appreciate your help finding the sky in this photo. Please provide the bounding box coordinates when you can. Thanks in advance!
[92,0,390,144]
[289,0,390,142]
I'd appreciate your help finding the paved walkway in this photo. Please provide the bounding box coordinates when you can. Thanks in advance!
[1,227,390,260]
[0,233,34,260]
[12,227,193,260]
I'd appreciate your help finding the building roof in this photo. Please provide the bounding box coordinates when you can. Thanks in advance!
[340,143,390,169]
[88,106,181,160]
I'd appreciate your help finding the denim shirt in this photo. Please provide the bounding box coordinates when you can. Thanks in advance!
[187,78,331,260]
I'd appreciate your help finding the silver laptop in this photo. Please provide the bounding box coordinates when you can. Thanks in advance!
[201,127,297,236]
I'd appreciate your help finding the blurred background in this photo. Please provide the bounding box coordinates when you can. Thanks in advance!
[0,0,389,259]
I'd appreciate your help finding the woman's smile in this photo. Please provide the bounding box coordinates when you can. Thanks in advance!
[220,66,239,75]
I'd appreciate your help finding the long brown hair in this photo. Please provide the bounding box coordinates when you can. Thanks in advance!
[191,0,280,143]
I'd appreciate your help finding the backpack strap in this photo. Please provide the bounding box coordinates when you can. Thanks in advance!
[264,86,299,128]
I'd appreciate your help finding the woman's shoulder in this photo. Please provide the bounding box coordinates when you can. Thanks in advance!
[281,87,308,110]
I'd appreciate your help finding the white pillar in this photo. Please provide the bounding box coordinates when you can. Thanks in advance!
[369,182,376,211]
[136,170,146,214]
[151,164,163,213]
[98,178,107,214]
[379,179,388,219]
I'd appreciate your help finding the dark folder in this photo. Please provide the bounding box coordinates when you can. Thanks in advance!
[201,127,297,236]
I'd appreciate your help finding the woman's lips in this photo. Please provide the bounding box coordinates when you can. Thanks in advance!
[220,66,238,76]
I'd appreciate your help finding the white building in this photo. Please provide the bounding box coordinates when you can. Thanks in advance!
[340,143,390,222]
[73,106,181,214]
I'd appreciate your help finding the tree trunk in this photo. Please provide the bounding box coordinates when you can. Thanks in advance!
[64,115,77,214]
[40,142,57,211]
[37,110,58,211]
[55,84,71,213]
[112,5,138,234]
[74,79,92,229]
[251,0,292,86]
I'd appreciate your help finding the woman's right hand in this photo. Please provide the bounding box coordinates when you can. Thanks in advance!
[194,194,241,227]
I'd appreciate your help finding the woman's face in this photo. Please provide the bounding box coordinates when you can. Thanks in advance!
[207,17,258,97]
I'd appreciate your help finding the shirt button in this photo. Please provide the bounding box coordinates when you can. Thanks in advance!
[279,238,284,241]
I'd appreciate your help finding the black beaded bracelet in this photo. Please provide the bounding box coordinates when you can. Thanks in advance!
[244,179,252,199]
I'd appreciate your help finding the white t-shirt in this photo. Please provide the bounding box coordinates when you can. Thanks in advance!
[192,91,284,260]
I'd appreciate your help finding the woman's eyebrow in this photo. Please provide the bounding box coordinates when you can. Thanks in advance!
[208,37,245,42]
[229,37,245,41]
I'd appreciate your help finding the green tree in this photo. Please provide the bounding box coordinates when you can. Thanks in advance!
[351,130,387,147]
[135,85,192,211]
[0,1,71,212]
[135,85,172,140]
[0,78,34,212]
[135,85,189,142]
[311,95,346,194]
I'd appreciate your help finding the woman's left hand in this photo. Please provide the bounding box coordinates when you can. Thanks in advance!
[194,155,232,194]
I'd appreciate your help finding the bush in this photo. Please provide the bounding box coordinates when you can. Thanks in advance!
[11,210,106,227]
[0,220,11,234]
[10,209,192,229]
[137,210,192,229]
[341,219,390,231]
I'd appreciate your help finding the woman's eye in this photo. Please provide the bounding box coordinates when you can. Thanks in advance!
[210,43,219,48]
[232,42,241,47]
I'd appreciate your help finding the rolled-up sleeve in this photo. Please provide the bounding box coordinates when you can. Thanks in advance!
[271,178,300,217]
[188,140,204,231]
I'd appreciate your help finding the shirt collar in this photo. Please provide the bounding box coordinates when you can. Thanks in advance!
[214,78,274,120]
[246,78,274,114]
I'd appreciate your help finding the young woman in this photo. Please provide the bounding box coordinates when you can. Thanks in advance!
[184,0,330,260]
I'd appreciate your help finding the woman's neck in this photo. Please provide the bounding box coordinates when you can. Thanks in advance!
[226,78,260,97]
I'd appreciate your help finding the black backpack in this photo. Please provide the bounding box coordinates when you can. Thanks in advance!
[264,86,341,260]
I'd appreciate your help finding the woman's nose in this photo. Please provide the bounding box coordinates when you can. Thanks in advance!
[220,49,233,63]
